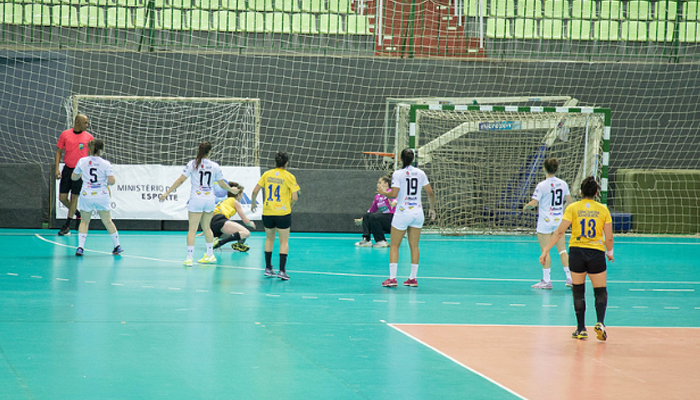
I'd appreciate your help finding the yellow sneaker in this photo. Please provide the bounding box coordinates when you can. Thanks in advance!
[183,258,193,267]
[197,253,217,264]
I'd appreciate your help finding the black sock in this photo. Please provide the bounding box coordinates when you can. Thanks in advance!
[279,254,288,272]
[219,233,241,246]
[75,210,81,219]
[594,287,608,325]
[265,251,272,268]
[572,284,586,331]
[63,218,72,229]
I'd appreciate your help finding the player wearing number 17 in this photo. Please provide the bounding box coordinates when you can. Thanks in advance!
[159,141,239,266]
[251,152,300,281]
[540,177,614,341]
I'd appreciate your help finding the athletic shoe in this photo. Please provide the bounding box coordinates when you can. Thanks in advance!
[75,247,84,256]
[373,240,390,248]
[58,226,70,236]
[382,278,398,287]
[355,239,372,247]
[531,280,553,289]
[112,245,124,255]
[403,278,418,287]
[572,329,588,340]
[264,267,275,277]
[594,322,607,341]
[277,271,290,280]
[565,279,573,288]
[198,254,217,264]
[183,258,193,267]
[231,242,250,252]
[212,238,222,250]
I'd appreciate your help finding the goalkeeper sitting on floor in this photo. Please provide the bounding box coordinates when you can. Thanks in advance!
[210,181,256,252]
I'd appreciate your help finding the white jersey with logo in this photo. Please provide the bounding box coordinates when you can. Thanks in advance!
[74,155,114,212]
[182,158,224,212]
[531,176,570,233]
[391,165,430,230]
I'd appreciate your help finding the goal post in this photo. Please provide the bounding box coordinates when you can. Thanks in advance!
[64,95,261,167]
[396,102,610,235]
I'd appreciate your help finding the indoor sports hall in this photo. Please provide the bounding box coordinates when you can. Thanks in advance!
[3,0,700,397]
[1,229,699,399]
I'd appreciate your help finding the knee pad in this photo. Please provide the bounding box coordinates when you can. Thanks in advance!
[572,284,586,313]
[594,287,608,308]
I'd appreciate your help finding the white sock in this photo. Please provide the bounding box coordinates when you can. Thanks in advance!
[563,267,572,280]
[206,242,213,256]
[543,268,551,282]
[389,263,398,279]
[409,263,419,279]
[110,232,119,246]
[187,246,194,259]
[78,233,87,248]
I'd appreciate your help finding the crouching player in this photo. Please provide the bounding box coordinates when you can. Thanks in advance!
[212,182,256,252]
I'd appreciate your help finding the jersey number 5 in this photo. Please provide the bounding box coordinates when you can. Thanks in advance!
[89,168,98,183]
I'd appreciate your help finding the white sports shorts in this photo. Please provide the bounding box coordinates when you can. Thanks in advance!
[391,208,425,230]
[187,195,216,213]
[78,189,111,212]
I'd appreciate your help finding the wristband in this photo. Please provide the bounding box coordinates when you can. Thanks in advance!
[606,249,613,257]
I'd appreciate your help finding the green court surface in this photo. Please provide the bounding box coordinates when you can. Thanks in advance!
[1,229,698,399]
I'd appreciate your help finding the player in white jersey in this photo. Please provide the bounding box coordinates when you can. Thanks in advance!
[71,139,123,257]
[377,148,436,288]
[523,158,573,289]
[159,141,239,266]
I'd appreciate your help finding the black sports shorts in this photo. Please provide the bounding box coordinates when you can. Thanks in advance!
[59,166,82,195]
[210,214,228,238]
[569,247,607,275]
[262,214,292,230]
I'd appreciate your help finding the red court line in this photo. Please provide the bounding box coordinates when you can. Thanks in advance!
[392,324,700,400]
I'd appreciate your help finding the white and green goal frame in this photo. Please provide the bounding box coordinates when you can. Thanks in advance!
[402,103,611,204]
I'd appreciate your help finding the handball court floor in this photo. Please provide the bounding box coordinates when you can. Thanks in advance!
[1,229,699,400]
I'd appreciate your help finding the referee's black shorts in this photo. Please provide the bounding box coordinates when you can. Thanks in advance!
[262,214,292,230]
[59,166,82,195]
[569,247,607,274]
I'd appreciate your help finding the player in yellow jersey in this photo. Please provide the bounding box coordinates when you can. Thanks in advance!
[540,177,614,341]
[211,182,256,252]
[251,152,300,281]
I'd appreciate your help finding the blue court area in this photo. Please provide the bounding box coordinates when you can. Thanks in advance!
[1,229,699,399]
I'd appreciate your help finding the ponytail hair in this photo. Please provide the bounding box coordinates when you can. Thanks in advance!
[194,141,212,170]
[400,148,415,169]
[88,139,104,156]
[275,151,289,168]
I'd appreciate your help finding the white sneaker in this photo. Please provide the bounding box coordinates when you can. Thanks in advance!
[355,239,372,247]
[373,240,389,248]
[565,279,573,288]
[183,258,193,267]
[531,280,553,289]
[197,253,217,264]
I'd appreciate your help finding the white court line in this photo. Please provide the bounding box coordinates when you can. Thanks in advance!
[33,234,700,285]
[386,323,529,400]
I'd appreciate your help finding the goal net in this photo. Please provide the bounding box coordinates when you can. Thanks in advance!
[396,103,609,235]
[64,95,261,167]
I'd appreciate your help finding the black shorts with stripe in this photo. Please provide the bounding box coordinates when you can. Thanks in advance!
[569,247,607,275]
